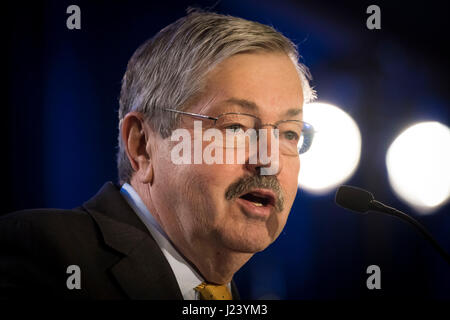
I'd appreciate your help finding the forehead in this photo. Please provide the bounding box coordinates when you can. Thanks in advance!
[193,52,304,118]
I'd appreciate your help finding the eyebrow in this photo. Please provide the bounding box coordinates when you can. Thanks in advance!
[223,97,302,118]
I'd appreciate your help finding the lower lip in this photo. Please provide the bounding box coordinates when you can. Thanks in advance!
[236,198,273,219]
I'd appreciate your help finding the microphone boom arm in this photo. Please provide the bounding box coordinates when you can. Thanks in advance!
[368,200,450,265]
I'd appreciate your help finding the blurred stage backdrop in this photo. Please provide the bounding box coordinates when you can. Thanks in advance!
[4,0,449,298]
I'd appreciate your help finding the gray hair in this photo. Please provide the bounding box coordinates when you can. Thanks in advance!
[117,10,316,184]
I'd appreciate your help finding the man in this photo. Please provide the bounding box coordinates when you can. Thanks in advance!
[0,10,315,299]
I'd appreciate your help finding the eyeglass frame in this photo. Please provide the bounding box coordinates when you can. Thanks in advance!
[163,108,315,154]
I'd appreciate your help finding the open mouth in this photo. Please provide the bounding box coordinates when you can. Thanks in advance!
[238,189,276,208]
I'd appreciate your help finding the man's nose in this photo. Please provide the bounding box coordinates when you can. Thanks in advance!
[245,127,281,176]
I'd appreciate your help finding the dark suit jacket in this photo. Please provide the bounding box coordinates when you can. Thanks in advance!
[0,182,240,299]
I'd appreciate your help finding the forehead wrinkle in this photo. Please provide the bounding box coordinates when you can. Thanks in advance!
[197,97,259,117]
[195,93,220,114]
[220,97,302,119]
[199,95,303,125]
[284,108,303,118]
[223,98,259,113]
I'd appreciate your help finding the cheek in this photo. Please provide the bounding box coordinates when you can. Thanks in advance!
[282,157,300,198]
[176,163,240,214]
[176,165,243,241]
[189,164,241,204]
[275,159,299,237]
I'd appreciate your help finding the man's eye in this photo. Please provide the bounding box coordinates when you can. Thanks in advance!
[225,124,245,132]
[284,131,300,141]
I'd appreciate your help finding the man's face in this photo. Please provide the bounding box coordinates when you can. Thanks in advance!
[150,52,303,254]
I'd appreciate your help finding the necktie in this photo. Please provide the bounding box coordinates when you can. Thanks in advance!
[194,282,232,300]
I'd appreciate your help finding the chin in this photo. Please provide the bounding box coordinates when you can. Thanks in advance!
[216,222,277,254]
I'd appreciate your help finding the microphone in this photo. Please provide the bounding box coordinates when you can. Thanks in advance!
[335,185,450,265]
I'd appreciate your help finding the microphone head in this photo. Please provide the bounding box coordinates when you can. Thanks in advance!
[335,185,374,213]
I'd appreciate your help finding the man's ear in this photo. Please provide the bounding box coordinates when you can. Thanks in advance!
[121,112,154,184]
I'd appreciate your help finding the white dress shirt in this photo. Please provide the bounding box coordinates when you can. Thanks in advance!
[120,183,231,300]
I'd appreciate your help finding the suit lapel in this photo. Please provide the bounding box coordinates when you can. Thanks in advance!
[82,182,183,300]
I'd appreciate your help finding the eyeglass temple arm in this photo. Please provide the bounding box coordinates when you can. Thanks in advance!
[164,108,218,121]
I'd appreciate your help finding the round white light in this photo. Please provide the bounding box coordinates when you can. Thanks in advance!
[299,102,361,194]
[386,121,450,213]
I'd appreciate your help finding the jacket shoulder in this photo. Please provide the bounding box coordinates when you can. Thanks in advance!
[0,207,106,298]
[1,207,90,221]
[0,207,99,254]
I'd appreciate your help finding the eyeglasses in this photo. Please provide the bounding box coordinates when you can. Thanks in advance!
[164,108,315,155]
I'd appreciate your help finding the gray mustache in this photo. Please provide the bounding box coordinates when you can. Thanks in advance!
[225,175,285,212]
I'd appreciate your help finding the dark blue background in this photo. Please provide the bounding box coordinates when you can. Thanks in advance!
[4,0,449,298]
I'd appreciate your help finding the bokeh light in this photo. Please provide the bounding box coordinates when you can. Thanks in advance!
[298,102,361,194]
[386,121,450,213]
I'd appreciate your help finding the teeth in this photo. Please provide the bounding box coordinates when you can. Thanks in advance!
[251,201,263,207]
